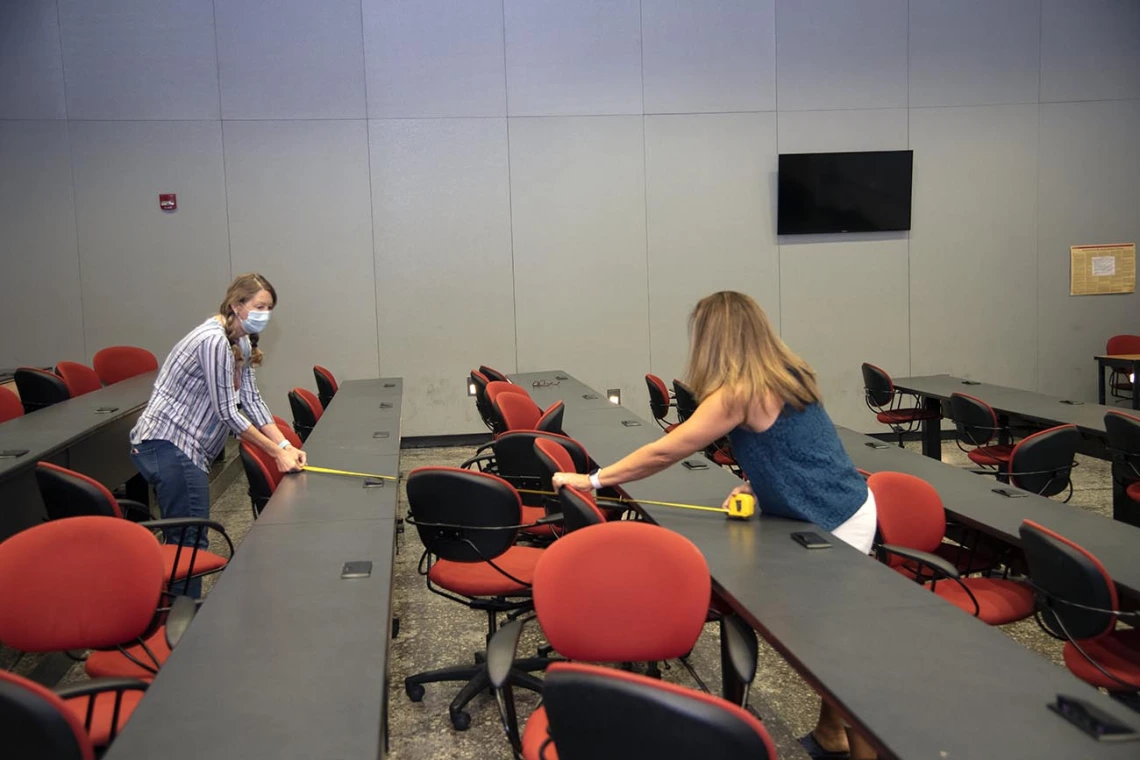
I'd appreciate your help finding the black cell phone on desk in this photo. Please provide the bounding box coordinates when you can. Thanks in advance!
[682,459,709,470]
[0,449,29,459]
[792,531,832,549]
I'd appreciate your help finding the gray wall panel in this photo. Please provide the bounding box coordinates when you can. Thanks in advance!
[371,118,514,435]
[70,120,229,362]
[223,120,378,415]
[0,121,83,367]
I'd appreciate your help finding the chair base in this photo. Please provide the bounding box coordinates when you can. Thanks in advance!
[405,653,552,731]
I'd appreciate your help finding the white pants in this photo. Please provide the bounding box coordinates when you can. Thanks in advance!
[830,487,877,555]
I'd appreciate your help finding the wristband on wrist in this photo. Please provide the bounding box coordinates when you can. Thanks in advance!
[278,439,292,450]
[589,469,603,490]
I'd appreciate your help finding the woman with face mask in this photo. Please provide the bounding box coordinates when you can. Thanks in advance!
[129,273,305,596]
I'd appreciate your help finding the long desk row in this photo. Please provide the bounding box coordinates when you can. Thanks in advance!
[518,370,1140,760]
[0,372,155,541]
[892,374,1139,526]
[106,378,403,760]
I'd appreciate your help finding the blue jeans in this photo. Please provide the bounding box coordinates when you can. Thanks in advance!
[130,439,210,598]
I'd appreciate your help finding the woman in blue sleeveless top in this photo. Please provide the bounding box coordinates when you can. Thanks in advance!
[552,291,876,760]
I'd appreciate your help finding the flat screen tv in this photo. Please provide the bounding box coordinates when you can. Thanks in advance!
[777,150,913,235]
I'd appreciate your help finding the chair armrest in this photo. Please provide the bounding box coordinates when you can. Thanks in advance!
[459,453,495,470]
[721,614,758,704]
[139,517,228,534]
[489,618,528,758]
[531,513,563,527]
[54,677,149,701]
[164,595,198,648]
[116,499,152,523]
[878,544,961,580]
[488,618,526,689]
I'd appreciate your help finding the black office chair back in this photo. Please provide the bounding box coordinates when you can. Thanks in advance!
[406,467,522,563]
[558,487,607,533]
[34,463,121,521]
[646,374,671,423]
[1105,411,1140,479]
[949,393,1000,447]
[861,363,894,410]
[1008,425,1078,498]
[239,443,275,516]
[14,368,70,414]
[313,365,338,409]
[287,389,320,443]
[479,365,510,384]
[1019,520,1117,641]
[541,663,777,760]
[470,370,494,430]
[494,431,589,505]
[672,380,697,423]
[536,401,565,435]
[0,671,92,760]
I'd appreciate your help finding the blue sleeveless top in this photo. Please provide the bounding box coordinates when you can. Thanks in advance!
[728,402,867,531]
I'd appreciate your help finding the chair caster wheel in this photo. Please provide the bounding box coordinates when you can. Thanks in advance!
[450,710,471,731]
[405,682,425,702]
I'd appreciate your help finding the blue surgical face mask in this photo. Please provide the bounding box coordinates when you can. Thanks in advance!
[240,309,271,334]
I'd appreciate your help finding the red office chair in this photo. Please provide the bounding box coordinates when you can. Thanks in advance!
[1019,520,1140,695]
[861,363,940,448]
[536,662,778,760]
[402,467,550,731]
[645,373,677,431]
[1105,411,1140,507]
[0,386,22,422]
[485,381,536,433]
[14,367,70,413]
[0,517,194,745]
[274,413,304,450]
[673,379,741,476]
[34,462,233,605]
[496,393,564,436]
[288,387,323,443]
[0,669,142,759]
[533,438,626,525]
[313,365,339,409]
[92,346,158,386]
[950,393,1014,468]
[1003,425,1079,502]
[1106,335,1140,400]
[480,365,511,384]
[241,441,283,517]
[56,361,103,396]
[488,521,755,759]
[239,418,300,516]
[869,471,1034,625]
[470,369,496,432]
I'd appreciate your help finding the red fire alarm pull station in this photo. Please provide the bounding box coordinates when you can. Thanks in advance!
[159,193,177,211]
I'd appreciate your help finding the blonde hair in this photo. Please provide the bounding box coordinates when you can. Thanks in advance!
[219,273,277,366]
[684,291,821,412]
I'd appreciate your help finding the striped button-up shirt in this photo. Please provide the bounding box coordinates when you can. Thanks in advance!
[131,318,274,471]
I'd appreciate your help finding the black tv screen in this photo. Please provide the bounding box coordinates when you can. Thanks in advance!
[777,150,913,235]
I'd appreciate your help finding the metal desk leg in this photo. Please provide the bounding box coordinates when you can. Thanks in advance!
[1098,360,1107,406]
[921,397,941,460]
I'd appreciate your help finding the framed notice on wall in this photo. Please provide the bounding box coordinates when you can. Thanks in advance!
[1070,243,1136,296]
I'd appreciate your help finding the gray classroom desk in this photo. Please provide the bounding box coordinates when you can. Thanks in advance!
[0,371,155,541]
[517,369,1140,760]
[105,378,403,760]
[892,374,1138,526]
